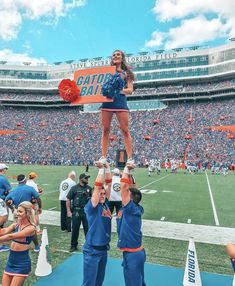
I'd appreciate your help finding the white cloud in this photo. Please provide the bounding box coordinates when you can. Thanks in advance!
[0,49,47,65]
[145,31,166,48]
[153,0,235,22]
[0,0,86,41]
[165,15,226,49]
[0,6,22,40]
[147,0,235,49]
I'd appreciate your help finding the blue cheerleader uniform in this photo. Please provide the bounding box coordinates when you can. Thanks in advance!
[4,224,35,277]
[82,200,112,286]
[116,200,146,286]
[4,250,31,277]
[100,71,129,112]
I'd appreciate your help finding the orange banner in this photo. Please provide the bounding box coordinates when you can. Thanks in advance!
[210,125,235,133]
[0,130,26,135]
[72,66,116,105]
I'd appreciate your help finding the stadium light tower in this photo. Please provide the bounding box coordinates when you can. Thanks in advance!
[0,61,7,64]
[93,57,102,60]
[173,48,183,52]
[229,37,235,42]
[155,50,164,54]
[139,52,148,55]
[65,60,74,64]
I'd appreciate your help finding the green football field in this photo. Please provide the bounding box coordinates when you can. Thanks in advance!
[0,164,234,285]
[6,164,235,228]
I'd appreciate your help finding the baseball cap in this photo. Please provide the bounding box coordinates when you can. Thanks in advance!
[112,168,120,175]
[0,163,9,170]
[28,172,37,179]
[79,173,90,180]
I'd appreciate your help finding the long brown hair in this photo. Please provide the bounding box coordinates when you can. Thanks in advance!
[111,50,135,81]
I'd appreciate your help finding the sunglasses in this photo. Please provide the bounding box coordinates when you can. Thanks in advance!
[100,192,106,196]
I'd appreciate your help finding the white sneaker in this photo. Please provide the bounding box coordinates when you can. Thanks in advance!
[96,156,107,164]
[126,158,135,165]
[126,159,135,170]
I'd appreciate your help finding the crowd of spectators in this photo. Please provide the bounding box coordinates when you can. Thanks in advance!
[133,79,235,96]
[0,79,234,102]
[0,99,234,166]
[0,92,60,101]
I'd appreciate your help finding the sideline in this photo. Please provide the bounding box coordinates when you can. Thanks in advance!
[9,210,234,245]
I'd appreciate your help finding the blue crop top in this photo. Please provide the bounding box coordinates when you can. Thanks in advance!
[13,224,35,245]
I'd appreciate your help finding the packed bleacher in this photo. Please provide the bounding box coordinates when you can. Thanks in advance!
[133,80,235,96]
[0,92,60,101]
[0,98,234,167]
[0,79,234,103]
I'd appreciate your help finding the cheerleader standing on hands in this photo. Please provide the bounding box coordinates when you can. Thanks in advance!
[0,201,36,286]
[100,50,135,164]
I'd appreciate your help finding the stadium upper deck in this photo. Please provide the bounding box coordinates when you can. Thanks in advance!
[0,41,234,106]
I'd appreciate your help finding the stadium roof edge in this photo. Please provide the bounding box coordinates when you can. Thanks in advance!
[0,41,234,68]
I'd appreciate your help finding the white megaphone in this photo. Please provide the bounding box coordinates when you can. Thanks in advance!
[35,228,52,277]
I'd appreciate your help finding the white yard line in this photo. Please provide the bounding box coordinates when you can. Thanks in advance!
[205,171,220,226]
[140,174,170,190]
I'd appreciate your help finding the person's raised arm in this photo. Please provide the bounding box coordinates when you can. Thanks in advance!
[91,163,105,208]
[104,163,112,200]
[121,163,135,206]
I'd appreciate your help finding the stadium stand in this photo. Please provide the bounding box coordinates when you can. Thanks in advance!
[0,42,234,168]
[0,99,234,166]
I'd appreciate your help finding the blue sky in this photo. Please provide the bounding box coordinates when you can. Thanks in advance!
[0,0,234,64]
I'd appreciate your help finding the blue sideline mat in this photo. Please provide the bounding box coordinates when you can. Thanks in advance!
[34,253,233,286]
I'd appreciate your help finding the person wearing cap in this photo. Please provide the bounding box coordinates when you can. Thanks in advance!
[26,172,43,233]
[108,168,122,215]
[5,174,41,252]
[66,173,92,252]
[0,163,11,252]
[59,171,76,232]
[26,172,43,194]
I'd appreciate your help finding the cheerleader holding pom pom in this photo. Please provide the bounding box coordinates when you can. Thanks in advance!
[0,201,36,286]
[99,50,135,165]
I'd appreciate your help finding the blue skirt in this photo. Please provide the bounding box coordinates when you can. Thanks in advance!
[4,249,31,276]
[100,92,129,111]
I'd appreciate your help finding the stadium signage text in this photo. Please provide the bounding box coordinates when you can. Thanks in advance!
[72,66,116,105]
[71,53,178,69]
[187,250,196,283]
